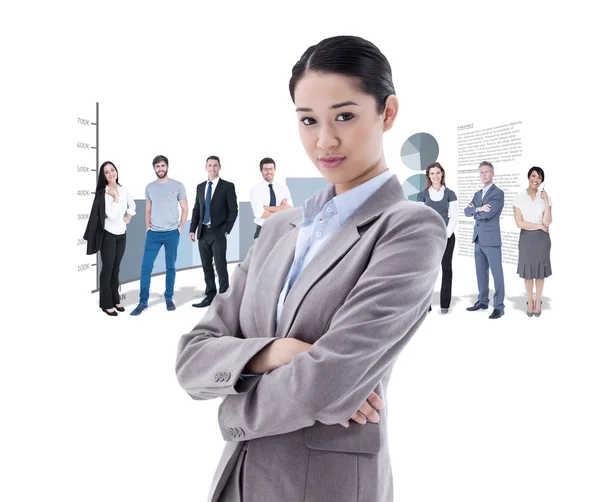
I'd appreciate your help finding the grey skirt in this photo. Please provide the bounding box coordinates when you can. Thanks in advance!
[517,229,552,279]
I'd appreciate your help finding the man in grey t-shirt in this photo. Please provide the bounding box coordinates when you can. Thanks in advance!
[131,155,188,315]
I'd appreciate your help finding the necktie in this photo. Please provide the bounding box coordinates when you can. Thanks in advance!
[268,183,276,207]
[203,181,213,224]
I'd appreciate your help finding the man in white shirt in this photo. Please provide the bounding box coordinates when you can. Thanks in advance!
[250,157,294,238]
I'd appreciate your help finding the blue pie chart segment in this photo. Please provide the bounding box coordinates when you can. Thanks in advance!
[401,133,439,171]
[403,173,427,201]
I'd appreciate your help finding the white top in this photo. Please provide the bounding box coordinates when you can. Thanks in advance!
[204,177,220,225]
[512,189,553,226]
[104,185,136,235]
[250,180,294,226]
[428,186,458,238]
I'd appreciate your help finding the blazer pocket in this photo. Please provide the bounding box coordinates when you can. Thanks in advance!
[304,420,380,454]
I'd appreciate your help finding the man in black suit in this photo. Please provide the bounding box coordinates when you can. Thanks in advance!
[189,155,238,307]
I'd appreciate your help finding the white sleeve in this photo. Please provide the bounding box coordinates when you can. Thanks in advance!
[125,187,136,215]
[284,185,294,207]
[447,200,458,238]
[250,185,264,218]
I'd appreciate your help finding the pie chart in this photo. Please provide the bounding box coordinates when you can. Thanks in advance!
[403,173,427,201]
[401,133,439,171]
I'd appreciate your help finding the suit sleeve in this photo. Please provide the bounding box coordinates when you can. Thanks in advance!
[464,194,477,217]
[175,242,277,400]
[190,185,201,234]
[217,206,448,442]
[225,182,238,234]
[474,190,504,220]
[416,190,425,203]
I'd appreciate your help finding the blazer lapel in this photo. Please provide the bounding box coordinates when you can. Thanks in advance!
[211,179,224,202]
[274,175,405,339]
[482,184,495,204]
[254,215,300,338]
[198,181,206,221]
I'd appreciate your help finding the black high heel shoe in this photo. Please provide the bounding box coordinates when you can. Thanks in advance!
[526,300,534,317]
[102,308,118,317]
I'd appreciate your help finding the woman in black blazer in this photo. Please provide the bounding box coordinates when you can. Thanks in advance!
[83,161,136,315]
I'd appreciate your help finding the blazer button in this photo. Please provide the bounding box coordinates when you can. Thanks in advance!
[239,428,245,437]
[214,374,220,382]
[228,428,235,436]
[224,372,231,382]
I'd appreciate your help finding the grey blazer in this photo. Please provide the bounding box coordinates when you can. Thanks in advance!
[463,184,505,247]
[176,175,447,502]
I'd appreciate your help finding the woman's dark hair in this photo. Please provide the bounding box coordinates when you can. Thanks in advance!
[425,162,446,189]
[96,161,120,192]
[528,166,544,182]
[289,35,395,114]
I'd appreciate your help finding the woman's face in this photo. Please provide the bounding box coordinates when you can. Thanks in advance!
[294,72,396,192]
[104,164,118,184]
[428,167,443,185]
[528,169,543,189]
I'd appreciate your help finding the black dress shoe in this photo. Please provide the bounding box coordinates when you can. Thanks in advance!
[466,302,489,311]
[489,308,504,319]
[115,306,125,312]
[102,308,118,316]
[192,297,214,308]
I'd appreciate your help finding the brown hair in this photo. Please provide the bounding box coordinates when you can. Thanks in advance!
[425,162,446,189]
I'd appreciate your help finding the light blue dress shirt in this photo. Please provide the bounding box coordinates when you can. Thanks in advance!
[481,182,494,201]
[275,169,394,326]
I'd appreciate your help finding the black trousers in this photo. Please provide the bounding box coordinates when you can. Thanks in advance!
[254,224,262,239]
[440,233,456,309]
[198,225,229,298]
[99,230,126,309]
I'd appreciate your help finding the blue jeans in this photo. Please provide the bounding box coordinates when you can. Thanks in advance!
[139,229,180,306]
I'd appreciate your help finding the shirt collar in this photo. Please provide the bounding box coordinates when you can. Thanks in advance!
[428,185,446,194]
[301,170,394,226]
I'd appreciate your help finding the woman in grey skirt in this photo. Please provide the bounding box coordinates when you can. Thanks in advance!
[512,166,553,316]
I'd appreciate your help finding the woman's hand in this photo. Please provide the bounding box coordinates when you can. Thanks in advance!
[246,338,312,374]
[123,214,132,224]
[540,190,550,204]
[106,187,118,202]
[341,391,384,428]
[538,223,549,232]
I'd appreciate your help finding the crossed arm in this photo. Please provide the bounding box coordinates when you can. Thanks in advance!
[464,191,504,220]
[175,212,447,442]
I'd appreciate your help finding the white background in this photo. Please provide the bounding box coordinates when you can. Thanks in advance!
[1,1,598,501]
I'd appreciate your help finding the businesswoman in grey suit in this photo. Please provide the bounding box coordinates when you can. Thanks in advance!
[512,166,553,316]
[176,35,447,502]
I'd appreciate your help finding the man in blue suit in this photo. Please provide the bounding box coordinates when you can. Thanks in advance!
[464,161,505,319]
